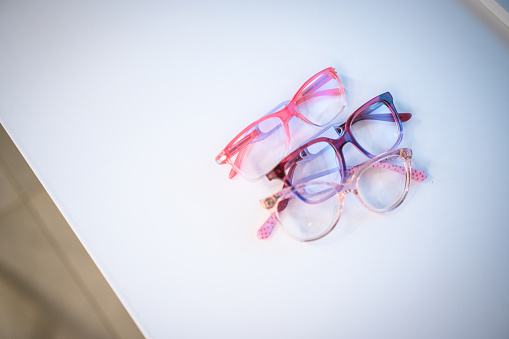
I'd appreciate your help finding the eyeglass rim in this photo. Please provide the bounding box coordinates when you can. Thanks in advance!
[354,148,412,214]
[346,91,404,158]
[289,67,347,127]
[215,67,347,181]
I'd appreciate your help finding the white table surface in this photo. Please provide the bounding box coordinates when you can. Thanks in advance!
[1,1,509,338]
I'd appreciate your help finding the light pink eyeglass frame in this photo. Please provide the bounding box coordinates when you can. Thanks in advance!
[215,67,347,181]
[259,148,418,242]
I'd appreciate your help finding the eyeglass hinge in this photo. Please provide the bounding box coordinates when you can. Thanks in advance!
[267,166,285,181]
[216,154,227,164]
[399,149,411,160]
[261,196,280,209]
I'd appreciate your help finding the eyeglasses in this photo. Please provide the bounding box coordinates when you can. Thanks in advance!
[215,67,347,181]
[257,93,428,239]
[265,92,411,187]
[258,148,425,241]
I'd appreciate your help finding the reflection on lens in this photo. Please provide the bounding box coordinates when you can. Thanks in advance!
[290,142,342,186]
[350,101,400,155]
[357,155,407,211]
[295,73,346,126]
[231,117,286,180]
[277,183,340,241]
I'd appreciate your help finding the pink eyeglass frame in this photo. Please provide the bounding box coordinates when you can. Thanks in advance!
[258,148,416,242]
[215,67,347,181]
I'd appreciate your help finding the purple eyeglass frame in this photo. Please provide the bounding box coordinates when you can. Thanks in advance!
[266,92,410,186]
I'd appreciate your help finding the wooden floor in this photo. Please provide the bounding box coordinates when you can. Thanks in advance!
[0,124,144,339]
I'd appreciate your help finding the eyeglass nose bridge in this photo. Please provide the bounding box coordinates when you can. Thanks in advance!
[339,187,358,199]
[329,131,354,172]
[276,105,296,124]
[285,102,306,122]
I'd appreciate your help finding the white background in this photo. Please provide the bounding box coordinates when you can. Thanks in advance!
[1,0,509,338]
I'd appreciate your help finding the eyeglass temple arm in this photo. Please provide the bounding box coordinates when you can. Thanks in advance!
[292,161,427,186]
[257,164,428,239]
[300,72,341,99]
[346,163,427,181]
[258,214,278,240]
[398,113,412,122]
[294,88,342,106]
[351,112,412,124]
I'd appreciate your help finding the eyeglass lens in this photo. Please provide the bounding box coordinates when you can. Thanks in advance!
[276,182,340,241]
[295,73,347,126]
[350,101,400,155]
[230,117,286,180]
[356,155,407,211]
